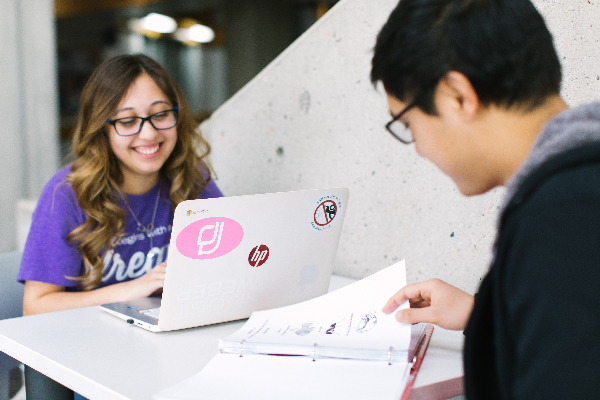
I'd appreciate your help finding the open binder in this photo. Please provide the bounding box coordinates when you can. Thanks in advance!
[155,260,433,400]
[225,322,430,365]
[402,324,434,400]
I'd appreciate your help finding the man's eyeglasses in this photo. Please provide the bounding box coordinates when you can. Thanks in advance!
[107,106,179,136]
[385,101,417,144]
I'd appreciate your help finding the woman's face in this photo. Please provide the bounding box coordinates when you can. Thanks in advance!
[107,73,178,194]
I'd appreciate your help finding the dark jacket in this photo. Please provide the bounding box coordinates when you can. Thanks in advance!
[464,105,600,399]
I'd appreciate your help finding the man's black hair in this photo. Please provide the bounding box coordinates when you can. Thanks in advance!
[371,0,562,114]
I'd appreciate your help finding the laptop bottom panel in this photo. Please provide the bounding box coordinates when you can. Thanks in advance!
[100,297,162,332]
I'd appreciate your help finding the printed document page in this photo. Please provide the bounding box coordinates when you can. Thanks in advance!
[155,260,411,400]
[221,259,410,351]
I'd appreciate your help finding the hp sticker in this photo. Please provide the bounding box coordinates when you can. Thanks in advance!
[248,245,269,267]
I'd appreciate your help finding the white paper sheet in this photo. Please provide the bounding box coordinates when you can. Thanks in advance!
[156,354,410,400]
[155,260,411,400]
[222,259,410,351]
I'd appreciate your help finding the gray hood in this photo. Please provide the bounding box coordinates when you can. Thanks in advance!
[501,102,600,212]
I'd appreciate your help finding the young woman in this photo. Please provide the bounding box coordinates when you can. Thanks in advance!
[19,53,222,313]
[18,54,222,398]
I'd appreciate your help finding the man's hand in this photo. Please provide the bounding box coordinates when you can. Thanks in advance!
[382,278,474,331]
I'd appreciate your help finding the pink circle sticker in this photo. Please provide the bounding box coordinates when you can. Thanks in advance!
[175,217,244,260]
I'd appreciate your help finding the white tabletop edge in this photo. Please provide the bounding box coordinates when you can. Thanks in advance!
[0,330,129,400]
[0,275,464,399]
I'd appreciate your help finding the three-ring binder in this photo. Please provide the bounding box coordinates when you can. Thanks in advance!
[239,340,245,357]
[236,340,400,365]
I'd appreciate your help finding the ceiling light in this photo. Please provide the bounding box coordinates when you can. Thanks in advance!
[175,24,215,44]
[188,24,215,43]
[137,13,177,34]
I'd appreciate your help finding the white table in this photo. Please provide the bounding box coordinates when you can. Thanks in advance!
[0,276,464,400]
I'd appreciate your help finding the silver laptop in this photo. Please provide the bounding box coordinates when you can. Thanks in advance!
[100,187,349,332]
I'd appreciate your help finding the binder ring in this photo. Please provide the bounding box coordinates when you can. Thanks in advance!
[312,343,317,362]
[388,346,393,365]
[239,340,245,358]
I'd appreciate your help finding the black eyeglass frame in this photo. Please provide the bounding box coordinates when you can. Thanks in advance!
[385,100,418,144]
[106,106,179,136]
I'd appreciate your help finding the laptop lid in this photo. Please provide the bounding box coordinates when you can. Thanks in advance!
[102,187,349,332]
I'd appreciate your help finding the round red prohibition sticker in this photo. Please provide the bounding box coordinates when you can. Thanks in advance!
[310,194,343,232]
[248,245,269,267]
[314,200,337,226]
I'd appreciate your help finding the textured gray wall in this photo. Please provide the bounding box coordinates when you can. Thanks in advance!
[200,0,600,294]
[0,0,59,253]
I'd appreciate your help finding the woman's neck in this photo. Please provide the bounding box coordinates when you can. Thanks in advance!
[120,172,160,195]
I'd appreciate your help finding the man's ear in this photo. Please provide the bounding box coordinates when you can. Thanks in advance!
[437,71,480,121]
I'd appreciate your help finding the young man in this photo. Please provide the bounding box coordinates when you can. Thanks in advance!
[371,0,600,399]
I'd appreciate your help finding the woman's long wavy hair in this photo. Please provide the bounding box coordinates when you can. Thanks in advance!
[67,54,213,290]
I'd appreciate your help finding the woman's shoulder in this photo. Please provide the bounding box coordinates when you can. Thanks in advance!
[200,178,223,199]
[45,165,73,189]
[38,165,79,210]
[195,164,224,198]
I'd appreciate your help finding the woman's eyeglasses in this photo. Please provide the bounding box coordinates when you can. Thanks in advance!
[107,106,179,136]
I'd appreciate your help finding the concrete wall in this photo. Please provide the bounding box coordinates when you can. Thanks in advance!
[0,0,59,253]
[200,0,600,294]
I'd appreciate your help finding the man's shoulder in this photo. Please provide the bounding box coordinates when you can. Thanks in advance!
[534,158,600,202]
[508,143,600,211]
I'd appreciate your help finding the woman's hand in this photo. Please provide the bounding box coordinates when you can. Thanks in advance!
[23,262,168,316]
[130,261,167,298]
[382,278,474,331]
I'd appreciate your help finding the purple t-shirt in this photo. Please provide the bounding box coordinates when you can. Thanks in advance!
[18,165,223,290]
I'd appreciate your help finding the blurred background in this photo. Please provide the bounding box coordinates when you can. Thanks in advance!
[1,0,338,254]
[56,0,339,163]
[6,0,597,279]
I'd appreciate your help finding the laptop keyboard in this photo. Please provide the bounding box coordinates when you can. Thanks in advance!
[139,307,160,319]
